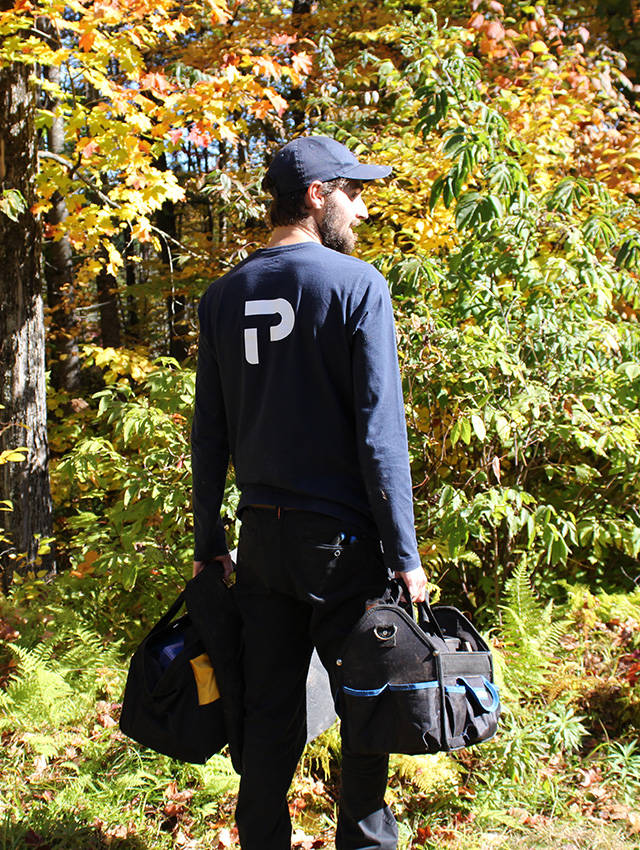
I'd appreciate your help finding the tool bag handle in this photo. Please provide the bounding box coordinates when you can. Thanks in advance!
[386,578,446,642]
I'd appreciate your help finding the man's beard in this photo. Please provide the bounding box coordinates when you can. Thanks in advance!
[318,195,356,255]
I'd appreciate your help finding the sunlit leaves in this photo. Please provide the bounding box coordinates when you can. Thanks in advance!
[546,177,591,214]
[455,192,504,230]
[616,230,640,270]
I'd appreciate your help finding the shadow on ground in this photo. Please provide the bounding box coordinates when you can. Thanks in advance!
[0,810,148,850]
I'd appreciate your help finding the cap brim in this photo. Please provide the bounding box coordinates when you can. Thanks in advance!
[339,163,392,181]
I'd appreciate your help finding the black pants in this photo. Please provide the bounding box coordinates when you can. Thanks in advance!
[233,507,398,850]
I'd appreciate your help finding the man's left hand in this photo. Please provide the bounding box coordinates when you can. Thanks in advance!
[395,566,428,603]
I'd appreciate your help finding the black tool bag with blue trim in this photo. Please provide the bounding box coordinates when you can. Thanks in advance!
[337,587,500,754]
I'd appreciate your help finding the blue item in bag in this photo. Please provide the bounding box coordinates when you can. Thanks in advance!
[150,622,187,671]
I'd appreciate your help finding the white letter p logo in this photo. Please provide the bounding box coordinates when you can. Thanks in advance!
[244,298,295,365]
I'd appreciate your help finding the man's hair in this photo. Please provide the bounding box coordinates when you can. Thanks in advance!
[262,176,350,227]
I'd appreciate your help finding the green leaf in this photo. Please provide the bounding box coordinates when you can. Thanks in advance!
[120,560,138,591]
[455,192,504,231]
[0,189,27,222]
[460,417,472,445]
[495,415,510,444]
[617,361,640,381]
[471,414,486,442]
[450,419,461,448]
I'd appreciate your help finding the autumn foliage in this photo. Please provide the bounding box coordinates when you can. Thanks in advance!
[1,0,640,845]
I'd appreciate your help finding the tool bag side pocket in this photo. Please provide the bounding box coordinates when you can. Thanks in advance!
[340,679,443,754]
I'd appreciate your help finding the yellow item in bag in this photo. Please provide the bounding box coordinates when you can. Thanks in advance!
[189,653,221,705]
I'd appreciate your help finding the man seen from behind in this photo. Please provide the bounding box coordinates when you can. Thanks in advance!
[192,135,428,850]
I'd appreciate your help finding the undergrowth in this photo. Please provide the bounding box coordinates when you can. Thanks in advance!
[1,567,639,849]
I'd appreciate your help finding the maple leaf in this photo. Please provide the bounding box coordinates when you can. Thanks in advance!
[272,33,297,46]
[140,72,173,94]
[79,139,100,158]
[187,126,212,147]
[106,242,123,277]
[252,56,282,80]
[265,88,288,116]
[79,28,96,52]
[249,99,272,120]
[291,52,313,75]
[204,0,231,24]
[168,129,183,144]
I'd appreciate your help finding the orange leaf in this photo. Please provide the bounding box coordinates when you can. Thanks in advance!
[79,28,96,52]
[253,55,282,79]
[265,89,288,116]
[249,99,272,120]
[80,139,100,158]
[485,20,505,40]
[187,126,212,147]
[204,0,231,24]
[139,72,172,94]
[272,33,297,46]
[70,550,99,578]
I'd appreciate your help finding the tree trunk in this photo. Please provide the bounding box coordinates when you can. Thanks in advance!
[96,255,122,348]
[124,225,140,340]
[155,154,189,361]
[43,58,80,391]
[0,48,53,591]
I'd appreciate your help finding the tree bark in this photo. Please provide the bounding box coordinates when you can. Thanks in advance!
[124,225,140,340]
[155,154,189,361]
[43,58,80,391]
[0,48,53,590]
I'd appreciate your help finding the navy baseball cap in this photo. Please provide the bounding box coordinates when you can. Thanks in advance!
[264,136,392,194]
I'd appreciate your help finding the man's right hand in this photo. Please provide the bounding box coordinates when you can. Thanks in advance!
[395,566,428,603]
[193,553,235,582]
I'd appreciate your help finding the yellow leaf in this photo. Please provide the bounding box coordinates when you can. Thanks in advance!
[106,242,123,277]
[530,40,549,54]
[0,448,28,464]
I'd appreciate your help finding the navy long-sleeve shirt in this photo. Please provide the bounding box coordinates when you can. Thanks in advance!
[191,241,420,573]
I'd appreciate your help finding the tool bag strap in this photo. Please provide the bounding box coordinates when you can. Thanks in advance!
[147,591,186,636]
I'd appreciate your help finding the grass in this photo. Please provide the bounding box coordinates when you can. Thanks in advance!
[1,577,639,849]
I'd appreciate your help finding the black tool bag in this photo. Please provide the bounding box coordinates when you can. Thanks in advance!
[337,587,500,755]
[119,590,227,764]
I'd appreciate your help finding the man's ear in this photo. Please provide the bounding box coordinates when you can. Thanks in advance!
[305,180,326,211]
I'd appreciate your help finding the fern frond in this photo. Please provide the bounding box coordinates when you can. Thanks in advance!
[499,561,568,697]
[390,753,460,796]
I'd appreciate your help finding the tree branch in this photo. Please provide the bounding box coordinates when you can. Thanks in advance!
[37,150,207,260]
